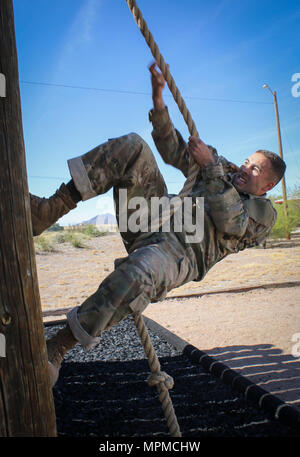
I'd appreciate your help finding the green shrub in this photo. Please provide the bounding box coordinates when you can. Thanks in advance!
[64,232,87,248]
[47,223,64,232]
[80,224,105,238]
[34,235,56,253]
[54,231,88,248]
[34,223,106,252]
[270,194,300,239]
[54,232,68,244]
[69,233,87,248]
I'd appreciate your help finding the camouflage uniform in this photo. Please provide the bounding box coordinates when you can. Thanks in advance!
[149,107,277,278]
[31,107,277,349]
[30,184,77,236]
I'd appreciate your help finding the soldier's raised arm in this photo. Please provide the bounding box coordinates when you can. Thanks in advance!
[148,62,190,177]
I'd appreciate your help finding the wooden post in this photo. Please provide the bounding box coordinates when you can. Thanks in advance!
[0,0,57,436]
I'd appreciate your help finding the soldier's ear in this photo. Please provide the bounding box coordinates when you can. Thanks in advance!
[261,181,275,193]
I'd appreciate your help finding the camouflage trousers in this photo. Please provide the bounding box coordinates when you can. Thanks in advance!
[67,134,199,348]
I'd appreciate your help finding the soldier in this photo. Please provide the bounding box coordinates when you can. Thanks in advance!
[31,63,286,386]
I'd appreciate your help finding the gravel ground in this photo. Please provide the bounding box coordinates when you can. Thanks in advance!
[44,315,181,363]
[44,317,300,438]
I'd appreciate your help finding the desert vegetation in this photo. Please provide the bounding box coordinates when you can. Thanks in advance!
[34,224,106,254]
[270,186,300,238]
[34,185,300,254]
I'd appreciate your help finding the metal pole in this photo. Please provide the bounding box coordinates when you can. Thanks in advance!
[272,91,290,240]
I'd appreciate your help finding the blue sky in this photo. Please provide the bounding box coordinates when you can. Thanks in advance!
[13,0,300,225]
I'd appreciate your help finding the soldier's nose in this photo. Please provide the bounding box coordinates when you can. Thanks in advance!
[241,164,250,175]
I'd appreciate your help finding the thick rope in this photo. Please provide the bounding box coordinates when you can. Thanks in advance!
[125,0,205,438]
[133,313,182,437]
[125,0,200,198]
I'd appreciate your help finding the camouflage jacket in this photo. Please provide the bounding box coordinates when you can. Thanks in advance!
[149,106,277,280]
[30,184,77,236]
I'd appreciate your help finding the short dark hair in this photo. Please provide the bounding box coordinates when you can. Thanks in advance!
[256,149,286,185]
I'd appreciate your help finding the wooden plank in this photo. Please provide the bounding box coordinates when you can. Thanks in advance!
[0,0,56,436]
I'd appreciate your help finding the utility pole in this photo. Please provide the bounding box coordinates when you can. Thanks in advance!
[0,0,57,436]
[272,90,290,240]
[263,84,290,240]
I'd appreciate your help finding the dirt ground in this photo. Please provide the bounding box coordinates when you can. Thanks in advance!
[37,232,300,309]
[37,231,300,410]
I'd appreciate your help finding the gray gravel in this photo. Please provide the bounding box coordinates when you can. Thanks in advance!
[44,315,182,363]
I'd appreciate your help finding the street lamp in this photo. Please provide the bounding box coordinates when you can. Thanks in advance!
[263,83,290,240]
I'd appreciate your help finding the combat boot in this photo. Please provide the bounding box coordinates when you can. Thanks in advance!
[46,323,78,387]
[30,181,81,236]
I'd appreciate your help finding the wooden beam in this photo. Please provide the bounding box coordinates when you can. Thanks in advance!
[0,0,57,436]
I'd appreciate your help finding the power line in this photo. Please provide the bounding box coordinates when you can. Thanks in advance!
[29,175,68,180]
[28,175,182,184]
[21,80,150,97]
[20,80,273,105]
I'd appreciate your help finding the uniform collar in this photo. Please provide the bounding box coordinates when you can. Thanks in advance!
[243,191,267,199]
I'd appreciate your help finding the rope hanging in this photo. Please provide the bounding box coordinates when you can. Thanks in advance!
[125,0,200,198]
[133,313,181,437]
[125,0,204,438]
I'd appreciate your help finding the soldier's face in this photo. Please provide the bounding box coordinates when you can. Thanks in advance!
[233,152,275,196]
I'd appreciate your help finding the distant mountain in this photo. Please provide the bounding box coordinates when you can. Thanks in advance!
[81,213,117,225]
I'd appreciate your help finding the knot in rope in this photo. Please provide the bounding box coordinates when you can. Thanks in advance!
[133,313,181,436]
[147,371,174,390]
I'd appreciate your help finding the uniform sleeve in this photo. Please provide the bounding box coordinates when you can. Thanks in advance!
[239,198,277,247]
[30,184,77,236]
[239,216,275,248]
[202,161,249,237]
[149,106,190,177]
[149,106,220,179]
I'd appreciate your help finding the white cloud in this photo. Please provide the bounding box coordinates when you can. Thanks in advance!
[68,0,99,47]
[56,0,101,73]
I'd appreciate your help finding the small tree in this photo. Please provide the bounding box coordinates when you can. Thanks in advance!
[47,222,64,232]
